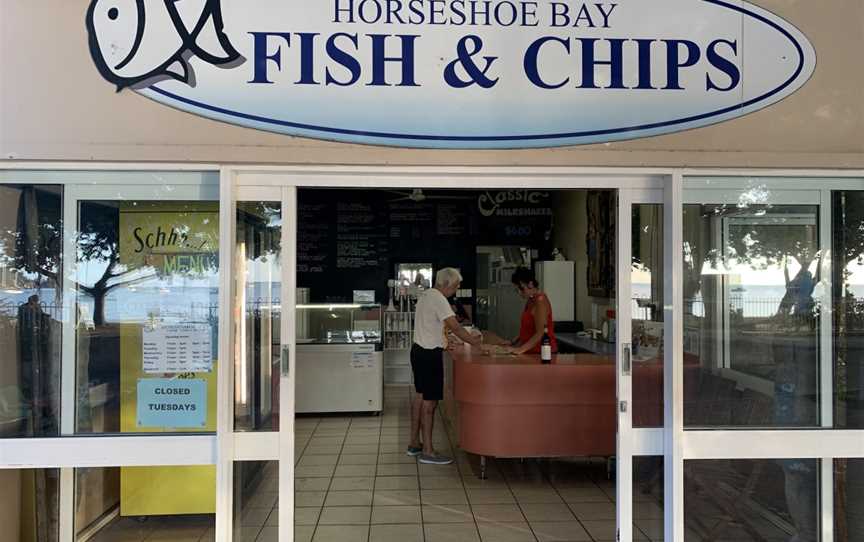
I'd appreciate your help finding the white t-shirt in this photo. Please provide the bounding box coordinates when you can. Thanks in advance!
[413,288,455,349]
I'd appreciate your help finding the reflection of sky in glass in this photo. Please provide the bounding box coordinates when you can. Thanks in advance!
[74,246,219,324]
[79,285,219,325]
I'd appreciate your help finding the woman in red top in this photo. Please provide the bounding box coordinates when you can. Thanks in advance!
[507,267,558,355]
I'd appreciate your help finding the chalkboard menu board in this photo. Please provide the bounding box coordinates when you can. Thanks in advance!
[336,202,388,269]
[388,200,435,253]
[297,202,332,274]
[437,203,469,236]
[296,189,554,302]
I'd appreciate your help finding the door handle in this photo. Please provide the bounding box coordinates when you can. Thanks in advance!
[621,342,631,376]
[281,345,290,378]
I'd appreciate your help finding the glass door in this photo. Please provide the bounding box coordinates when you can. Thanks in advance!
[63,175,222,541]
[618,188,666,542]
[228,185,296,542]
[227,172,667,542]
[676,177,864,542]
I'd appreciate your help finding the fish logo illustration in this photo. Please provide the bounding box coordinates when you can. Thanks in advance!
[86,0,244,91]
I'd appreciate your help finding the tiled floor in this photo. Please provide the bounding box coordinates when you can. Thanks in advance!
[289,385,664,542]
[89,514,217,541]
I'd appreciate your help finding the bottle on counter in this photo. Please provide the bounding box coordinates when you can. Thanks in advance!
[541,326,552,364]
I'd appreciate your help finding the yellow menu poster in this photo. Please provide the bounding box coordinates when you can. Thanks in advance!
[118,202,218,517]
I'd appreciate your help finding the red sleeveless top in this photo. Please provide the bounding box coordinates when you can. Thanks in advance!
[518,293,558,354]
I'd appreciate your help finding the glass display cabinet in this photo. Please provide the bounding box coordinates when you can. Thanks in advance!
[296,304,382,345]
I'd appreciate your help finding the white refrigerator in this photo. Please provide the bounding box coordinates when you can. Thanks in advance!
[534,261,575,321]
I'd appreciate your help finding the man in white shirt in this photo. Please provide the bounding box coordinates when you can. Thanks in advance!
[407,267,484,465]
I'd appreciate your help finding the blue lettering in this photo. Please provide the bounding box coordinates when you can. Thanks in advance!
[573,4,594,27]
[296,33,319,85]
[578,38,626,89]
[521,2,539,26]
[333,0,355,22]
[248,32,292,84]
[368,34,419,87]
[706,39,740,92]
[359,0,383,23]
[633,39,657,89]
[385,0,407,23]
[551,2,568,27]
[494,2,517,26]
[524,37,570,89]
[664,39,700,90]
[471,1,492,25]
[325,33,361,86]
[429,0,445,24]
[595,3,617,28]
[408,0,424,24]
[450,0,467,25]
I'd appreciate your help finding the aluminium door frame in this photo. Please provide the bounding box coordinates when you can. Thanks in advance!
[222,180,298,542]
[618,187,665,542]
[232,167,666,542]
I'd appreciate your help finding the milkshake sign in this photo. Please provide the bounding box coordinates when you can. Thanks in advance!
[85,0,816,148]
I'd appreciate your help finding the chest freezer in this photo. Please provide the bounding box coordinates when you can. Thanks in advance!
[295,304,383,414]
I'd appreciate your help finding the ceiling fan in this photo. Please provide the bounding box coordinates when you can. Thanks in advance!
[386,188,473,202]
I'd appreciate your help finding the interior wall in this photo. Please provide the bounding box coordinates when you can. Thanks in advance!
[635,204,664,316]
[552,191,618,330]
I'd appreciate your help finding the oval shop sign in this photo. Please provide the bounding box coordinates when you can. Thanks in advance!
[85,0,816,148]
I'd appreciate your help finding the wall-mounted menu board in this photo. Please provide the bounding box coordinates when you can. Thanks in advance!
[296,189,554,303]
[298,201,332,274]
[336,202,389,270]
[436,203,470,237]
[388,200,436,253]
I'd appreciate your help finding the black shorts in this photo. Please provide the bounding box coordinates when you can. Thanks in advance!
[410,344,444,401]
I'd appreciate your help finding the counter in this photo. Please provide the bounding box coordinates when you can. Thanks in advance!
[443,346,667,476]
[555,332,616,355]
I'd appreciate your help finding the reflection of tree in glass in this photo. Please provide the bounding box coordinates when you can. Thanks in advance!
[76,202,159,326]
[708,204,820,325]
[77,202,223,326]
[238,201,282,263]
[8,187,63,304]
[832,192,864,433]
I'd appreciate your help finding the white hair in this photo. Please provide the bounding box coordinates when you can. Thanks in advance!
[435,267,463,288]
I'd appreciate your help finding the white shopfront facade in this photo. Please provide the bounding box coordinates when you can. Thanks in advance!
[1,1,864,542]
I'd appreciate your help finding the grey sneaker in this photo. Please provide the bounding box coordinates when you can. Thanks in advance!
[419,453,454,465]
[406,445,422,457]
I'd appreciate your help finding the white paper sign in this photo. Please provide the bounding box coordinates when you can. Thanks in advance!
[143,324,213,374]
[351,350,375,370]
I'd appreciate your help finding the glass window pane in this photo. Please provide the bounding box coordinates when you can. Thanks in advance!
[682,198,820,428]
[634,456,664,541]
[832,191,864,429]
[684,459,819,541]
[0,468,59,542]
[234,461,279,542]
[835,459,864,542]
[0,185,62,438]
[75,201,219,434]
[234,202,282,432]
[632,204,664,428]
[75,466,215,541]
